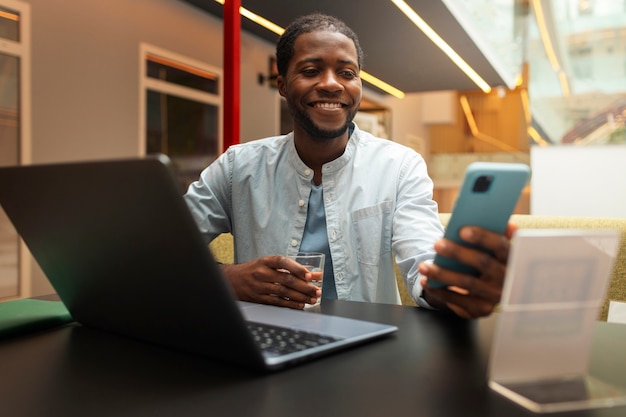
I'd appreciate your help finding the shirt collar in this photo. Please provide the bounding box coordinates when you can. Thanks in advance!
[288,123,362,178]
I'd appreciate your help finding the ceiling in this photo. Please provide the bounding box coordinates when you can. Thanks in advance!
[181,0,513,95]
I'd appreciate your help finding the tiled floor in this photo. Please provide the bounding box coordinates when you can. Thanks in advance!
[0,212,19,299]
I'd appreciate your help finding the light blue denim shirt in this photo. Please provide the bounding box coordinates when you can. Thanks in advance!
[184,125,444,306]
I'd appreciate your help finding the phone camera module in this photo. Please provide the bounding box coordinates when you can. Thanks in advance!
[472,175,493,193]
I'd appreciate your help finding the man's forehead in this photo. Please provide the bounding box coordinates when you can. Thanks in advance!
[292,31,358,62]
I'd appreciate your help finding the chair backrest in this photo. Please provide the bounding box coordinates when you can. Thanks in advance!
[209,233,235,264]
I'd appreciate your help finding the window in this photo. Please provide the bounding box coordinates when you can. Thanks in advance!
[0,0,30,299]
[570,44,593,79]
[140,44,222,189]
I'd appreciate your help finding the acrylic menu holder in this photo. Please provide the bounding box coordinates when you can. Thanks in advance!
[488,229,626,413]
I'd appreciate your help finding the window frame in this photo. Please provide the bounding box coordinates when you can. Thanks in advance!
[138,43,223,157]
[0,0,31,298]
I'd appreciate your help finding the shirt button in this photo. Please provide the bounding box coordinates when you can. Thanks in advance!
[291,239,298,247]
[304,169,311,176]
[298,199,305,207]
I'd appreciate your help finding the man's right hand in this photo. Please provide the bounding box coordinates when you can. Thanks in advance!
[219,256,321,310]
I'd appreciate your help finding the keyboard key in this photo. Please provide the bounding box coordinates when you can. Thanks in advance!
[247,322,340,355]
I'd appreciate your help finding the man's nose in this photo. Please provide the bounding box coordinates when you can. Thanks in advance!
[317,70,343,92]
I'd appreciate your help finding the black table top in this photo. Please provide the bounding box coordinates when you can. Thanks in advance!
[1,300,625,417]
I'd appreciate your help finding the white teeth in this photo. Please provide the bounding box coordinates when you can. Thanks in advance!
[315,102,341,109]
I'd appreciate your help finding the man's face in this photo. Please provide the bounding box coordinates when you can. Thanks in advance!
[277,31,362,140]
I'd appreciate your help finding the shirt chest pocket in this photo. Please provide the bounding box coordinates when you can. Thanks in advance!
[351,201,393,266]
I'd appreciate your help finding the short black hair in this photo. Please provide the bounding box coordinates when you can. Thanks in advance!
[276,13,364,76]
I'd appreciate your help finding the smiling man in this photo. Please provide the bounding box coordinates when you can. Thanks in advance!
[184,13,515,319]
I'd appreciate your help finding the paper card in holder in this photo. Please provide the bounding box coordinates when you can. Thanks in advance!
[488,229,626,413]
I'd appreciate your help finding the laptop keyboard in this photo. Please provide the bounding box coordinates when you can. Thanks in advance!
[247,321,341,355]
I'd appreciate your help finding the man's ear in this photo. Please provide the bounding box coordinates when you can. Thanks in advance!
[276,75,286,97]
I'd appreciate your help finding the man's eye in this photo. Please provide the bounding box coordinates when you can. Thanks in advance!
[302,69,319,76]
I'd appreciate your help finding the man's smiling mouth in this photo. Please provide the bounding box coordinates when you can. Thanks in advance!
[311,102,344,109]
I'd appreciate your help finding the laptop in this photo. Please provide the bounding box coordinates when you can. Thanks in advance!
[0,155,397,371]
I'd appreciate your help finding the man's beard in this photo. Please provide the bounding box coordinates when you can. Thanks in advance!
[288,102,358,140]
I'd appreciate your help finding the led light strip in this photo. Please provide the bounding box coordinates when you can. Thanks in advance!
[391,0,491,93]
[531,0,570,96]
[146,53,218,80]
[214,0,405,98]
[0,10,19,21]
[359,71,405,98]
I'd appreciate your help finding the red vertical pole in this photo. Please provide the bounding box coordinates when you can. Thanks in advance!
[223,0,240,150]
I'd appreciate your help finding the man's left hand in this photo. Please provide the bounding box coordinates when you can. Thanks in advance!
[418,222,518,319]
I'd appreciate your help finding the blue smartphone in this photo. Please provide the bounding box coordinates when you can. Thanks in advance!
[428,162,531,288]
